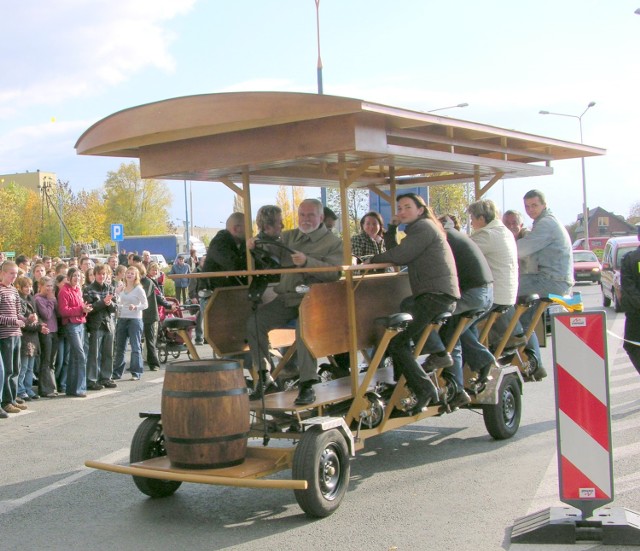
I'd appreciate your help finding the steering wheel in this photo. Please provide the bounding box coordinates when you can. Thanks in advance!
[252,239,296,270]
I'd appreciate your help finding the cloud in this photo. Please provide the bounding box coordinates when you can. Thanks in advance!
[0,0,197,117]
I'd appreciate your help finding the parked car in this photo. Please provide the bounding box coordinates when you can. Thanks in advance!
[149,254,168,269]
[601,235,640,312]
[572,250,601,284]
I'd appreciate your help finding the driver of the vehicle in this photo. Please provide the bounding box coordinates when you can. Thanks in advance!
[246,198,343,405]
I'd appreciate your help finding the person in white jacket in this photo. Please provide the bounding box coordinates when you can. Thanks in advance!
[468,199,524,350]
[112,266,148,380]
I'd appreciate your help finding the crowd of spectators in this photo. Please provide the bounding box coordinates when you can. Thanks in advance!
[0,251,175,419]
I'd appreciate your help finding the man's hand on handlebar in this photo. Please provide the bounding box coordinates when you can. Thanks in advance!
[290,251,307,267]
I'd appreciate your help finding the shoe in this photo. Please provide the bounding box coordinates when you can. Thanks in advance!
[531,365,548,380]
[476,362,496,385]
[87,382,104,391]
[130,374,141,381]
[148,366,158,372]
[0,409,8,419]
[3,403,22,413]
[15,397,26,405]
[195,339,204,346]
[409,379,439,414]
[29,394,40,400]
[294,382,316,406]
[101,380,117,389]
[112,376,121,380]
[249,374,278,401]
[449,390,471,409]
[422,353,454,372]
[13,402,28,410]
[41,392,58,398]
[20,395,32,402]
[67,393,87,398]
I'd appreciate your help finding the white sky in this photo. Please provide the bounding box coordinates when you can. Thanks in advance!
[1,0,639,230]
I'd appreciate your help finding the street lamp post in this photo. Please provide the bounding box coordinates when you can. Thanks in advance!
[539,101,596,250]
[428,102,469,113]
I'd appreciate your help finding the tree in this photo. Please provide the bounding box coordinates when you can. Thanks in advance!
[103,162,172,235]
[429,183,474,230]
[276,186,306,230]
[629,201,640,225]
[326,187,369,236]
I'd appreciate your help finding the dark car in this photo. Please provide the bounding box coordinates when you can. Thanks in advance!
[572,250,601,284]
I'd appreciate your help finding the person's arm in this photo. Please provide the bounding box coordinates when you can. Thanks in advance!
[371,223,432,266]
[517,218,554,259]
[621,252,640,311]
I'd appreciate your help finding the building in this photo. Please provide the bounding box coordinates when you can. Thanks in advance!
[575,206,636,240]
[0,170,57,192]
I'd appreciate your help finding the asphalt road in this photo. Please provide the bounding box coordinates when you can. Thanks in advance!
[1,283,639,551]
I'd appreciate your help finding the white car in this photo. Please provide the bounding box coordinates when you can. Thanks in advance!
[149,254,168,269]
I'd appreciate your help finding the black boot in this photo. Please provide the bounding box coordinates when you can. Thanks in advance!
[409,378,439,415]
[250,372,277,401]
[294,380,316,405]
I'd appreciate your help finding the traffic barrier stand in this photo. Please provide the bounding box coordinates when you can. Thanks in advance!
[511,310,640,545]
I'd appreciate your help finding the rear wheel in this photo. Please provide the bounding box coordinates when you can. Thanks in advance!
[130,417,182,498]
[602,287,611,308]
[483,376,521,440]
[293,428,350,518]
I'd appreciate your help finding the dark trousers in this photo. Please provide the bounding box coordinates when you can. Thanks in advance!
[38,332,58,395]
[0,336,21,406]
[388,293,456,397]
[175,286,188,304]
[143,321,160,369]
[624,313,640,374]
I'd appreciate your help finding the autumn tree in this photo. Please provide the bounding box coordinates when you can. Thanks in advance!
[276,186,306,230]
[325,187,369,236]
[429,183,474,230]
[103,162,172,235]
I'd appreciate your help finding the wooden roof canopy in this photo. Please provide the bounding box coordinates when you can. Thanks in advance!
[75,91,605,195]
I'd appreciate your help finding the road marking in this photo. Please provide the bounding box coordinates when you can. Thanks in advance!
[609,371,639,382]
[149,377,164,384]
[82,390,121,400]
[1,410,34,419]
[609,381,640,395]
[0,447,129,516]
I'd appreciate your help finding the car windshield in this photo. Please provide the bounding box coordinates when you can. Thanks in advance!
[573,251,598,263]
[617,246,638,266]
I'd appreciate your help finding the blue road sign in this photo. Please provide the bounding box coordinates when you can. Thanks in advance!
[111,224,124,241]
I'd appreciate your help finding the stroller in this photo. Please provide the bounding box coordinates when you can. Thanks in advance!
[157,298,200,364]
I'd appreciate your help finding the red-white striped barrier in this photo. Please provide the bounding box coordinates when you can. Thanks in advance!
[552,311,613,516]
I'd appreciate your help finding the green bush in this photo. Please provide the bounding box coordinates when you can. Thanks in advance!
[162,268,176,298]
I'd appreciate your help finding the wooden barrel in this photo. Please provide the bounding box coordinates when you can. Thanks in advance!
[161,359,249,469]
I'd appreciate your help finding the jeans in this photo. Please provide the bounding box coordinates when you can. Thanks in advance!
[65,323,87,396]
[489,305,524,348]
[389,293,457,397]
[18,354,37,397]
[113,318,144,378]
[38,332,58,395]
[195,297,208,342]
[143,321,159,369]
[0,336,21,405]
[518,277,570,368]
[427,284,494,387]
[87,326,114,383]
[56,330,69,392]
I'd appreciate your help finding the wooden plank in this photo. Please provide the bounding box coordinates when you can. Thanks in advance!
[299,273,412,359]
[249,365,396,413]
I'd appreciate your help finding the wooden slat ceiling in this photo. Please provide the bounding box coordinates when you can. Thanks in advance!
[75,92,605,189]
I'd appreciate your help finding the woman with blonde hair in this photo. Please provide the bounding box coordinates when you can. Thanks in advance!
[113,266,148,380]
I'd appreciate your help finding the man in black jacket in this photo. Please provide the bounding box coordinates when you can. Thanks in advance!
[203,212,247,289]
[83,264,117,389]
[621,225,640,374]
[138,264,176,371]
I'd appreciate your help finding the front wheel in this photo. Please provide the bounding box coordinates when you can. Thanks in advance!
[130,417,182,498]
[602,288,611,308]
[482,376,521,440]
[292,428,350,518]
